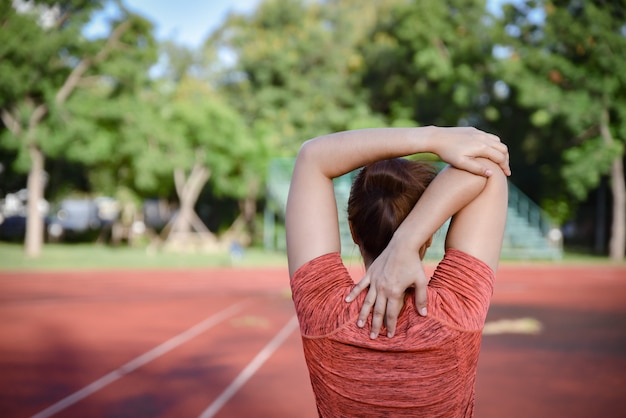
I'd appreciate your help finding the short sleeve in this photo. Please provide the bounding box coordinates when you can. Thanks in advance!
[427,248,496,330]
[290,253,358,336]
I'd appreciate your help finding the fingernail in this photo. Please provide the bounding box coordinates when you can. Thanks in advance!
[357,320,364,327]
[370,332,377,339]
[345,296,351,302]
[387,332,394,338]
[419,307,427,316]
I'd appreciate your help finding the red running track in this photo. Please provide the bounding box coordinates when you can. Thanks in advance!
[0,262,625,417]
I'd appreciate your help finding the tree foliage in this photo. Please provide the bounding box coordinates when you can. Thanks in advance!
[1,0,158,257]
[209,0,384,154]
[358,0,496,126]
[1,0,623,258]
[495,0,626,258]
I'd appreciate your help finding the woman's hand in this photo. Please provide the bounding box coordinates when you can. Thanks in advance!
[344,127,509,339]
[431,127,511,177]
[345,239,429,339]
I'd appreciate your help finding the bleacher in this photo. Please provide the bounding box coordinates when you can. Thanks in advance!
[264,158,562,261]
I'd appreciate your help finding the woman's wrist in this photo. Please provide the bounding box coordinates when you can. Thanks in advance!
[410,125,439,156]
[391,225,430,254]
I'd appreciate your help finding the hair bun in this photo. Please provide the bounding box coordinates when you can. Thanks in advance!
[348,159,436,260]
[362,160,410,196]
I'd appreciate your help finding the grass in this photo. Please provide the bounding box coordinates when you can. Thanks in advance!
[0,242,289,271]
[0,242,620,272]
[559,252,621,264]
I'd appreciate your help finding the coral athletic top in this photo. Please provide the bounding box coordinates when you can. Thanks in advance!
[290,248,495,418]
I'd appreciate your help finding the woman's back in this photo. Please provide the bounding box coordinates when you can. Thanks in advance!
[285,127,509,417]
[291,249,494,417]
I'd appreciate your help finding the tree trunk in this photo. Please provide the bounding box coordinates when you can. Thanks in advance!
[241,194,257,236]
[600,106,625,260]
[172,199,195,235]
[594,178,607,255]
[242,180,259,238]
[164,164,214,245]
[24,144,45,258]
[608,156,625,260]
[2,20,133,259]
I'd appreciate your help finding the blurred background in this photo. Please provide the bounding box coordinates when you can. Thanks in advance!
[1,0,625,266]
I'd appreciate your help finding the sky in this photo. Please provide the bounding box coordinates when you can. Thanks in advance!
[100,0,263,48]
[89,0,509,49]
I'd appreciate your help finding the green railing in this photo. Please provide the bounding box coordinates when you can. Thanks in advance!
[503,181,563,260]
[265,159,562,260]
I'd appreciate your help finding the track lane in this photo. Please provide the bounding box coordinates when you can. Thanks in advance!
[1,263,625,418]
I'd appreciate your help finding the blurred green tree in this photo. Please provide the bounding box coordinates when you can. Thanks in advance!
[358,0,496,127]
[495,0,626,259]
[0,0,157,257]
[153,42,266,245]
[208,0,387,155]
[67,73,257,246]
[158,77,255,247]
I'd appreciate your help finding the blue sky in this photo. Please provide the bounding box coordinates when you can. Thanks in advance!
[86,0,262,48]
[89,0,508,49]
[122,0,262,48]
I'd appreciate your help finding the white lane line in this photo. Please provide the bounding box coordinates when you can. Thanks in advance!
[31,301,247,418]
[198,315,299,418]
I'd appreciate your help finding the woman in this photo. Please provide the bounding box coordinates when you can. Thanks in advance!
[286,126,509,417]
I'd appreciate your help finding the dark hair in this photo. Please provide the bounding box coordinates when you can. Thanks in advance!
[347,158,436,260]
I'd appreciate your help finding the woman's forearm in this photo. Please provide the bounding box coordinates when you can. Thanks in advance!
[297,126,510,180]
[391,163,489,251]
[287,126,508,276]
[297,127,438,179]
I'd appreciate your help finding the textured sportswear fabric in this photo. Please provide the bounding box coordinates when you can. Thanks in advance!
[290,248,495,417]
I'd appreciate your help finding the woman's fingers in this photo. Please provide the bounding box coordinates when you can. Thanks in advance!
[440,129,510,177]
[414,278,428,317]
[458,141,510,177]
[482,144,511,176]
[384,298,404,338]
[494,142,511,176]
[354,285,390,339]
[482,134,511,176]
[455,159,493,177]
[345,274,371,302]
[370,295,387,339]
[356,285,377,328]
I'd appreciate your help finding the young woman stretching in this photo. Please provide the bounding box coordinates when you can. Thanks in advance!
[286,126,509,417]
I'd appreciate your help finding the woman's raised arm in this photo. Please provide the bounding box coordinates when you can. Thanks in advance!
[286,127,509,277]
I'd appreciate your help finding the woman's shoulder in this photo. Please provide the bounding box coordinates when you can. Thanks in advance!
[290,252,354,296]
[426,248,496,330]
[290,252,359,337]
[292,252,344,276]
[435,247,495,282]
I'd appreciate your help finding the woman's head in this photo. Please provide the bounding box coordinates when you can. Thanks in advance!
[347,158,436,265]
